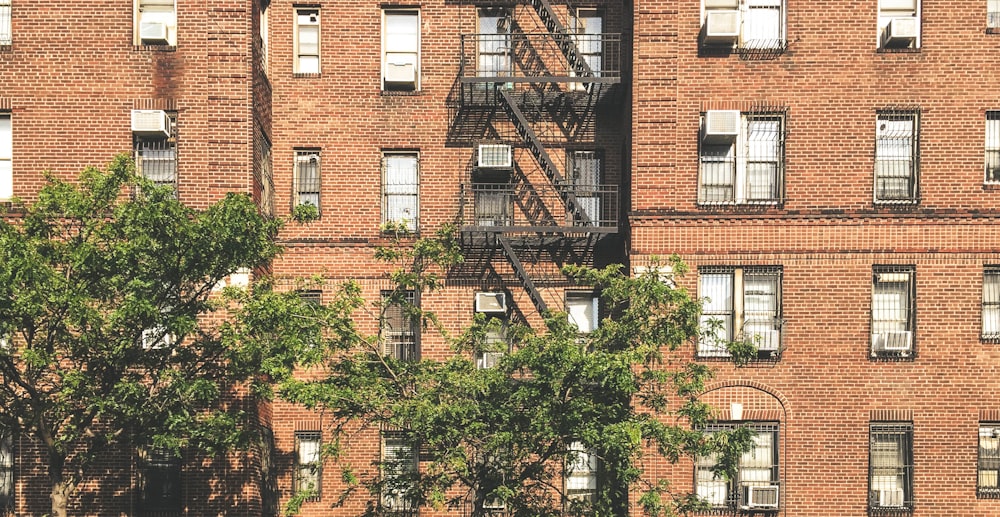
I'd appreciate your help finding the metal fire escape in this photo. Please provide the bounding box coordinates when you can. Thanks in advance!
[455,1,622,319]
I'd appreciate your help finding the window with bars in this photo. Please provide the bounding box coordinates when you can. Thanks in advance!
[568,150,603,226]
[565,441,598,505]
[699,111,784,205]
[983,268,1000,341]
[294,9,320,74]
[381,432,418,514]
[986,111,1000,182]
[0,113,10,200]
[381,290,418,361]
[382,153,419,232]
[476,319,509,369]
[134,114,177,196]
[980,423,1000,498]
[570,8,603,87]
[294,431,322,500]
[875,110,919,203]
[871,266,915,359]
[696,423,780,510]
[0,434,11,511]
[137,446,181,514]
[988,0,1000,29]
[135,0,177,46]
[698,267,783,358]
[869,422,913,511]
[701,0,786,52]
[294,150,321,211]
[0,0,10,46]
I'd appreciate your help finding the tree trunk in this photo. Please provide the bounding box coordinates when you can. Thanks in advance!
[49,454,71,517]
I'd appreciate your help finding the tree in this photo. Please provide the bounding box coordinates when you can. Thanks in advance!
[0,155,283,517]
[238,226,755,517]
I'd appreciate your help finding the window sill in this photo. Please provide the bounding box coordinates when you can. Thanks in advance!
[876,47,921,54]
[133,44,177,52]
[983,182,1000,191]
[978,487,1000,498]
[987,27,1000,35]
[873,200,919,208]
[0,44,10,52]
[293,72,321,78]
[870,351,915,361]
[867,506,913,516]
[381,89,421,97]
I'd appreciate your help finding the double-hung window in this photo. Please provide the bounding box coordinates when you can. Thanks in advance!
[565,441,598,504]
[696,423,780,509]
[259,2,269,76]
[294,431,322,500]
[698,267,782,358]
[133,111,177,196]
[382,10,419,91]
[477,8,512,80]
[980,423,1000,498]
[0,113,10,200]
[878,0,920,49]
[0,434,11,511]
[869,422,914,511]
[381,290,418,361]
[991,0,1000,30]
[135,0,177,46]
[294,8,320,74]
[567,151,602,225]
[871,266,916,358]
[382,152,419,232]
[701,0,785,51]
[294,150,321,211]
[986,111,1000,183]
[138,446,182,513]
[699,110,784,205]
[571,8,603,82]
[875,110,919,203]
[983,268,1000,341]
[381,432,418,513]
[0,0,10,46]
[566,292,599,335]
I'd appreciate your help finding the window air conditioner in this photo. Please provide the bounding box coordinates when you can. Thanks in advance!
[703,10,740,44]
[703,110,741,143]
[872,331,912,352]
[741,485,779,509]
[478,144,513,169]
[385,62,416,85]
[882,17,919,47]
[878,488,905,507]
[139,21,170,44]
[482,495,506,510]
[131,110,171,138]
[475,292,508,313]
[141,327,176,350]
[752,329,781,352]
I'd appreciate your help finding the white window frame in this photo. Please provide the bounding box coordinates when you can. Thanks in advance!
[382,152,419,232]
[983,268,1000,341]
[696,423,780,508]
[135,0,177,46]
[868,422,914,510]
[701,0,786,50]
[877,0,921,49]
[567,150,602,225]
[0,113,10,200]
[477,7,512,80]
[698,267,782,358]
[565,441,598,504]
[294,150,321,211]
[990,0,1000,29]
[0,0,11,46]
[870,266,916,358]
[986,111,1000,183]
[381,289,419,361]
[874,111,919,203]
[294,8,320,74]
[699,112,783,205]
[566,292,599,334]
[382,9,420,91]
[294,431,322,500]
[259,2,269,76]
[381,432,418,512]
[980,423,1000,498]
[570,8,603,89]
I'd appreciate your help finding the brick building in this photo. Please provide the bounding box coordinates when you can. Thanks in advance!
[2,0,1000,516]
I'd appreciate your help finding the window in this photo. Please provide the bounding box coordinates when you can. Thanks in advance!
[875,110,919,203]
[701,0,785,51]
[571,8,603,84]
[259,1,269,75]
[381,432,417,513]
[294,8,320,74]
[294,431,322,499]
[567,151,602,226]
[475,315,508,369]
[566,292,599,334]
[696,423,779,509]
[134,113,177,196]
[381,290,418,361]
[382,10,419,91]
[0,113,10,200]
[871,266,916,359]
[135,0,177,46]
[0,434,11,511]
[983,268,1000,341]
[382,153,419,232]
[980,423,1000,498]
[0,0,10,46]
[699,110,784,205]
[294,150,320,211]
[878,0,920,50]
[141,325,175,350]
[991,0,1000,29]
[869,422,913,511]
[987,111,1000,182]
[565,441,598,504]
[477,8,512,79]
[137,446,181,513]
[698,267,782,358]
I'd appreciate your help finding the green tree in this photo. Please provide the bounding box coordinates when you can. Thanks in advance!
[238,227,755,517]
[0,155,282,517]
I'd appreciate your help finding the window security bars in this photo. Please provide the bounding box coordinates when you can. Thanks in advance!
[983,268,1000,341]
[0,434,11,512]
[0,0,10,46]
[699,267,783,359]
[989,0,1000,29]
[381,290,418,361]
[382,432,418,515]
[294,431,322,501]
[696,423,780,511]
[134,116,177,196]
[566,441,598,504]
[138,446,181,513]
[869,423,914,512]
[980,423,1000,498]
[871,266,916,360]
[987,111,1000,182]
[874,110,919,204]
[295,151,320,210]
[382,154,419,232]
[699,110,785,206]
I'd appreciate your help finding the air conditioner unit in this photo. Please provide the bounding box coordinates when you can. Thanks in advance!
[131,110,171,138]
[872,331,912,352]
[141,327,176,350]
[139,21,169,44]
[478,144,513,169]
[752,329,781,351]
[482,495,506,510]
[385,62,416,84]
[741,485,779,509]
[703,10,740,44]
[882,17,919,47]
[878,488,905,507]
[703,110,741,143]
[475,292,508,313]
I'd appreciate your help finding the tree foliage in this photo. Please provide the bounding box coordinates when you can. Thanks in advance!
[0,155,283,516]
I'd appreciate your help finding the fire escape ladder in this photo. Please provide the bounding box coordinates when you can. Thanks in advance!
[496,87,593,226]
[528,0,594,78]
[497,234,549,316]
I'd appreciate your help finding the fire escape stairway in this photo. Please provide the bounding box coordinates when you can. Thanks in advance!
[495,87,593,226]
[497,234,549,315]
[528,0,594,78]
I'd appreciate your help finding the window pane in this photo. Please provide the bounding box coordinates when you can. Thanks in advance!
[872,283,908,333]
[745,5,781,44]
[984,271,1000,337]
[566,293,598,333]
[385,13,418,52]
[384,155,418,194]
[0,115,10,157]
[298,25,319,54]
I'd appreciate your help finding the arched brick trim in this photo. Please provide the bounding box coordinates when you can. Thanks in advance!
[700,379,792,421]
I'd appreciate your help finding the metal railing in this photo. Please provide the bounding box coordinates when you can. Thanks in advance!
[459,33,620,83]
[459,182,618,231]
